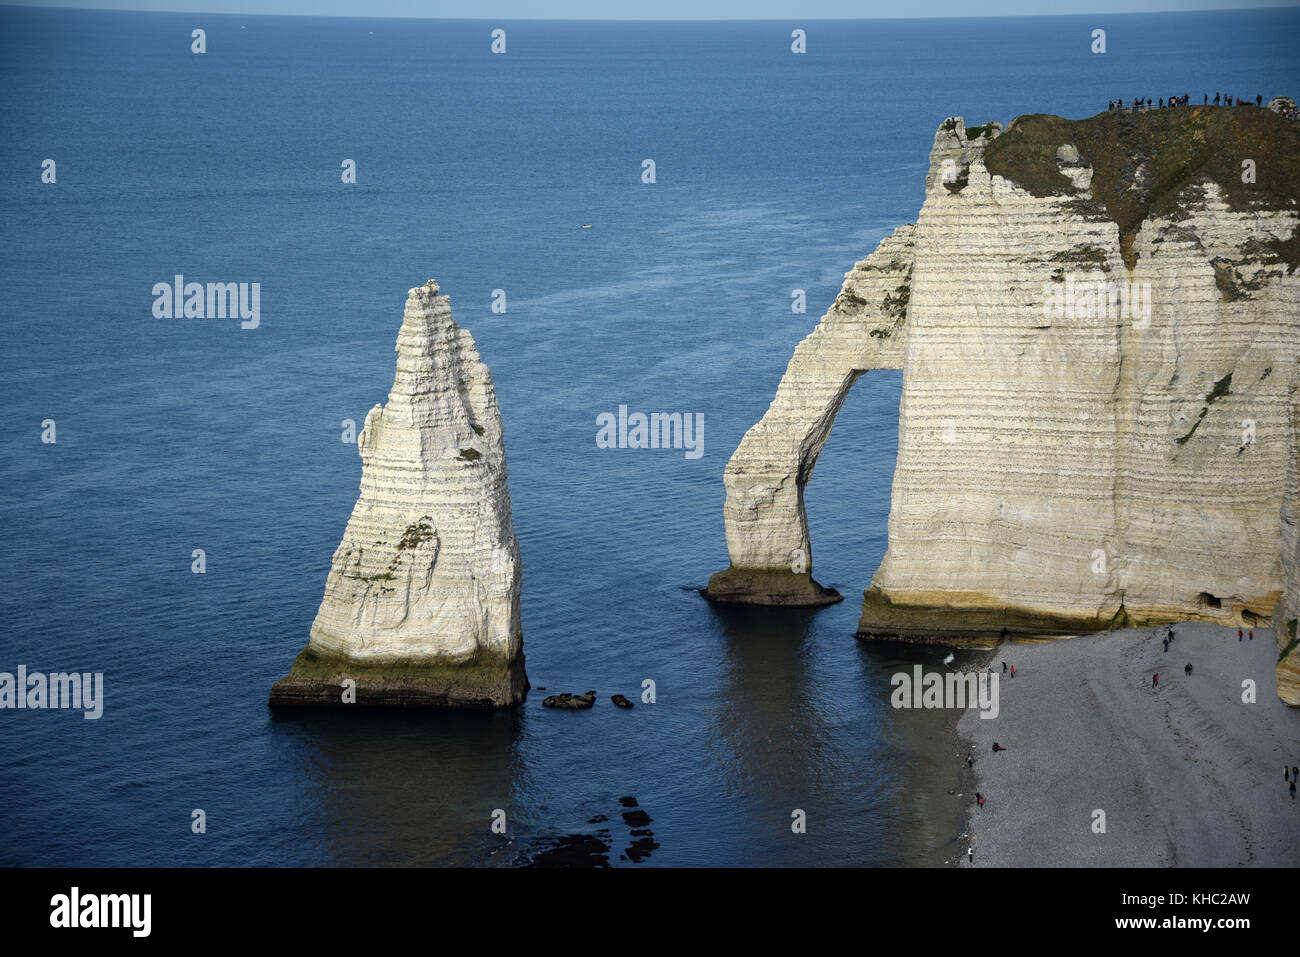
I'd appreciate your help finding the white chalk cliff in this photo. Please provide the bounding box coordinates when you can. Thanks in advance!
[709,108,1300,697]
[1275,381,1300,704]
[271,280,526,708]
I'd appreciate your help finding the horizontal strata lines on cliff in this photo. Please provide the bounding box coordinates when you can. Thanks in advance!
[713,111,1299,656]
[270,280,527,709]
[705,224,915,606]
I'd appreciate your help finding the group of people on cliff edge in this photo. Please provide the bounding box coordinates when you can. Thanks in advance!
[1107,92,1264,112]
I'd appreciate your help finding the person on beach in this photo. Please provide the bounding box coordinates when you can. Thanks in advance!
[968,845,973,863]
[1163,638,1169,652]
[967,756,974,769]
[1249,630,1253,641]
[1010,665,1015,678]
[1168,626,1174,643]
[1153,673,1159,688]
[1002,661,1007,673]
[1292,781,1296,801]
[977,792,984,808]
[1184,662,1192,676]
[992,742,1006,752]
[1293,765,1298,780]
[1239,628,1243,641]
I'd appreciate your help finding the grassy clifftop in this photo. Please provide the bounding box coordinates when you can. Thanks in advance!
[983,106,1300,269]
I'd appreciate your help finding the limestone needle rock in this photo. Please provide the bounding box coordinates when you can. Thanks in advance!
[711,108,1300,682]
[270,280,527,708]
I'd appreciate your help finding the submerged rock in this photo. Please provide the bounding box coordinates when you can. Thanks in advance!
[610,694,634,708]
[269,280,527,709]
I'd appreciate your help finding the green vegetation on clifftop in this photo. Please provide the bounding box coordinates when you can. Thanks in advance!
[983,107,1300,270]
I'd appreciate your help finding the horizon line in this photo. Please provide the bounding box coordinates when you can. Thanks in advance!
[3,1,1298,21]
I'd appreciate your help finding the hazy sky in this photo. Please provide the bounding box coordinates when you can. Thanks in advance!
[4,0,1292,19]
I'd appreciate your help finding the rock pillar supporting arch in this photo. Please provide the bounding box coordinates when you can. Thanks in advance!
[705,225,914,604]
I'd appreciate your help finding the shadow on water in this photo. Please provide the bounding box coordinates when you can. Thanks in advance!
[699,600,986,865]
[699,601,861,863]
[851,638,996,865]
[267,707,525,866]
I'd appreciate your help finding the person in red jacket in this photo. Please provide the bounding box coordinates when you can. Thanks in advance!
[1152,673,1159,688]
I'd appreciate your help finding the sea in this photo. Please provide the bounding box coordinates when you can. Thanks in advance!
[1,3,1297,866]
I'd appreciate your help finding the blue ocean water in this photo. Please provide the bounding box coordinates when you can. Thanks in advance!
[1,5,1297,867]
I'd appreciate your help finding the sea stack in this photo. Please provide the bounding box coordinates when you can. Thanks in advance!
[709,108,1300,687]
[270,280,527,708]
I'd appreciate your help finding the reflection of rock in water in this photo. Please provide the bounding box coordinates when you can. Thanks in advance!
[521,796,659,866]
[270,708,519,865]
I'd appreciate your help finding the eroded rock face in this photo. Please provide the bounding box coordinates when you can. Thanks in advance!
[1275,382,1300,705]
[270,280,526,708]
[711,109,1300,662]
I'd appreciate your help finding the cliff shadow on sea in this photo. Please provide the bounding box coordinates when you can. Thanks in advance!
[699,601,978,865]
[266,707,526,865]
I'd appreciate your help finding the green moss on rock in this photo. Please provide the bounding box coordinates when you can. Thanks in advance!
[269,644,528,709]
[704,566,842,607]
[983,107,1300,270]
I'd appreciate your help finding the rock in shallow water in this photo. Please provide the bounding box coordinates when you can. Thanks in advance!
[269,279,527,709]
[542,691,596,709]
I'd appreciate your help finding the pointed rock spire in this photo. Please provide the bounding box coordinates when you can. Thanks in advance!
[270,280,527,708]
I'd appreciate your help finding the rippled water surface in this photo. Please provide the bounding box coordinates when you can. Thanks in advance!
[1,6,1296,865]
